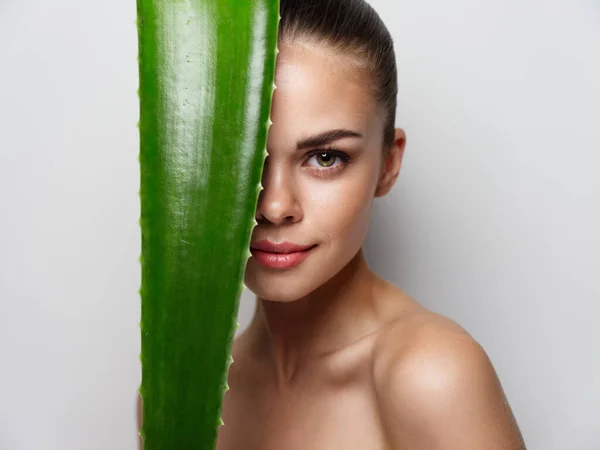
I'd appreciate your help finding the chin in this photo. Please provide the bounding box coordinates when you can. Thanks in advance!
[243,250,335,302]
[243,248,357,303]
[244,266,322,303]
[248,288,307,303]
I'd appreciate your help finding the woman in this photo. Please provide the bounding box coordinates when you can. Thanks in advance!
[217,0,526,449]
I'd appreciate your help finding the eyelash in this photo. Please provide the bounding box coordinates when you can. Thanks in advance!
[304,148,352,176]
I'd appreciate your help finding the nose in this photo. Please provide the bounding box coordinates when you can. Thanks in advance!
[255,155,303,226]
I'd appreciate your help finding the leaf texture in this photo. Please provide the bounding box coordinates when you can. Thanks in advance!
[137,1,279,448]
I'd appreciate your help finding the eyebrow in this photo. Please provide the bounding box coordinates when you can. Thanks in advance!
[296,129,363,150]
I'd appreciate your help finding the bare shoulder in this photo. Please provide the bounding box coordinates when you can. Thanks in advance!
[372,303,490,398]
[371,287,526,449]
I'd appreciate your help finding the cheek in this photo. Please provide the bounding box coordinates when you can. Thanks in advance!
[302,166,377,246]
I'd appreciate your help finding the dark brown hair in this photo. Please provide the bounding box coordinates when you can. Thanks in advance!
[279,0,398,150]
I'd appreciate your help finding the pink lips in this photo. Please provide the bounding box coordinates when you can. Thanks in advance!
[250,240,316,269]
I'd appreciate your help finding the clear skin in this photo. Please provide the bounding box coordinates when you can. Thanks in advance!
[138,41,526,449]
[214,41,527,449]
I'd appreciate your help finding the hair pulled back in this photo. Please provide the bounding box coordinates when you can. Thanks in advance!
[279,0,398,149]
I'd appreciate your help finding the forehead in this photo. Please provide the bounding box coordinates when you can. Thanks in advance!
[270,43,382,147]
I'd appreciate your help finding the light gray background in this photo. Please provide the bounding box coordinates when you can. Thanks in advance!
[0,0,598,449]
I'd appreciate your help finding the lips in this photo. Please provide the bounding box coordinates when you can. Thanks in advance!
[249,240,316,269]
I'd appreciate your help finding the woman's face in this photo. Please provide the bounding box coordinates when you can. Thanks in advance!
[244,42,396,302]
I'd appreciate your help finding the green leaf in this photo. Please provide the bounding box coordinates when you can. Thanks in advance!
[136,1,279,448]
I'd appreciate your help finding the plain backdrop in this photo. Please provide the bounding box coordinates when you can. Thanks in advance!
[0,0,598,449]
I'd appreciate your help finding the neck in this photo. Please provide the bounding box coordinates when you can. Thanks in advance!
[246,248,383,386]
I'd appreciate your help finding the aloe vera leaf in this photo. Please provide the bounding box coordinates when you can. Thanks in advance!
[136,1,279,448]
